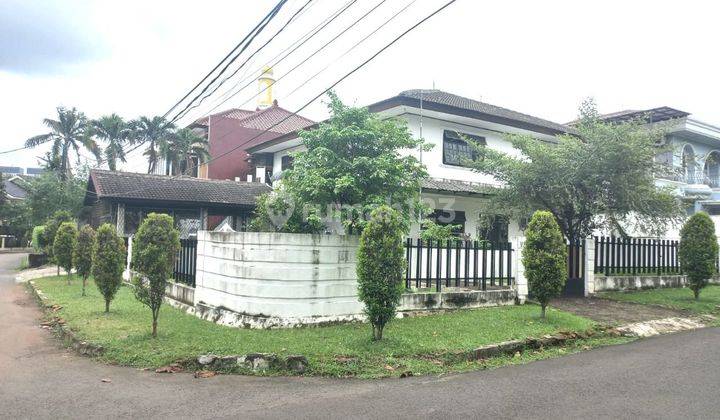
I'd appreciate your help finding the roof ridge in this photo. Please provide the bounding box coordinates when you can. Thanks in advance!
[90,169,264,185]
[399,89,568,130]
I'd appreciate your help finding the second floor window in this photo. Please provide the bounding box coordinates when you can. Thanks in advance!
[442,130,486,167]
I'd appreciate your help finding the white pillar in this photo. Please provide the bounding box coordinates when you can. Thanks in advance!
[123,235,133,281]
[512,236,528,303]
[584,237,595,296]
[200,208,208,231]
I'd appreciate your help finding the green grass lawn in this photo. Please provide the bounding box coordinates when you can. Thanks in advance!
[33,275,597,378]
[600,285,720,315]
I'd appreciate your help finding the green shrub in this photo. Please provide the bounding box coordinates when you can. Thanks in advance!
[43,210,73,276]
[357,206,406,341]
[522,211,567,318]
[31,225,46,252]
[74,225,96,296]
[420,219,462,243]
[92,224,125,312]
[53,222,77,284]
[131,213,180,337]
[679,212,718,300]
[249,190,324,233]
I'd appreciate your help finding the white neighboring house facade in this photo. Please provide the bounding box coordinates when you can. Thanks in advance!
[246,89,572,242]
[596,107,720,238]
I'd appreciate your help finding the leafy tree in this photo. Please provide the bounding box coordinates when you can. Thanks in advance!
[678,212,718,300]
[277,92,428,233]
[92,224,126,312]
[420,219,462,243]
[469,99,684,242]
[160,128,210,175]
[0,173,5,208]
[74,225,96,296]
[522,211,567,319]
[131,213,180,337]
[25,170,87,227]
[53,222,77,284]
[131,116,175,174]
[24,107,100,180]
[0,200,33,245]
[357,206,405,341]
[31,226,46,252]
[249,188,324,233]
[93,114,132,171]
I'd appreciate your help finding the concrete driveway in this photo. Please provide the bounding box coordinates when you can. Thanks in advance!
[2,253,720,419]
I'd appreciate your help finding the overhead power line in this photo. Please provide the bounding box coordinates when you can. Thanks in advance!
[107,0,458,199]
[161,0,289,120]
[205,0,387,119]
[199,0,359,119]
[169,0,311,124]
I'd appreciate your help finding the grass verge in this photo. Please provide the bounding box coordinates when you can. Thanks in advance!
[33,275,604,378]
[600,285,720,315]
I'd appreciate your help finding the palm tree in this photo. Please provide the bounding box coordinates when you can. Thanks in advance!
[25,107,100,180]
[160,128,210,176]
[130,116,175,174]
[92,114,132,171]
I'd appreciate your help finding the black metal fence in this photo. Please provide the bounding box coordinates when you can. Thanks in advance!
[564,239,585,296]
[174,238,198,287]
[594,236,680,276]
[405,239,514,292]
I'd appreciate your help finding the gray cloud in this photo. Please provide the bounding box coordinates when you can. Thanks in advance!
[0,0,107,74]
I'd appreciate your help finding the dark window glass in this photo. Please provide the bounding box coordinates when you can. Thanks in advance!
[124,207,143,235]
[281,155,294,171]
[478,215,509,243]
[442,130,485,167]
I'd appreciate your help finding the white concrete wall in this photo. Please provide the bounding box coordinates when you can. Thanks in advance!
[194,231,365,321]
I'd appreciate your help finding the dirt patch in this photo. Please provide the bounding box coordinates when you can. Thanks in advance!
[550,297,688,325]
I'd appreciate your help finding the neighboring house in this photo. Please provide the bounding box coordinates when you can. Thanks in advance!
[83,169,270,238]
[154,67,315,181]
[594,107,720,237]
[247,89,572,240]
[3,175,30,200]
[0,166,43,177]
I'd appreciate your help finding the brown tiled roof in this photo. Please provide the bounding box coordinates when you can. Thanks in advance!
[191,104,314,137]
[422,178,496,195]
[191,108,256,127]
[387,90,573,135]
[86,169,270,207]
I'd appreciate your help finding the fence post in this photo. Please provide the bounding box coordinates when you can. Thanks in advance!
[511,236,527,302]
[584,237,595,296]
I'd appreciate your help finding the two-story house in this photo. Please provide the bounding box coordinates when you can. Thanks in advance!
[598,107,720,237]
[246,89,572,241]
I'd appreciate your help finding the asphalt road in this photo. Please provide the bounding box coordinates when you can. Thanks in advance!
[1,252,719,419]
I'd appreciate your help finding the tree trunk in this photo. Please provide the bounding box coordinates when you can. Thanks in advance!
[105,299,110,313]
[57,265,60,276]
[152,319,158,338]
[541,304,547,319]
[694,288,700,301]
[372,324,383,341]
[66,272,71,285]
[82,277,86,296]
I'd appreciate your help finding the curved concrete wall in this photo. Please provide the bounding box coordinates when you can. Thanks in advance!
[194,231,365,321]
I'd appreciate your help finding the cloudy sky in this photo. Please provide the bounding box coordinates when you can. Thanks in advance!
[2,0,719,172]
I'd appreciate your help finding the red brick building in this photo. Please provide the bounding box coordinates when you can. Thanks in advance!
[190,101,314,182]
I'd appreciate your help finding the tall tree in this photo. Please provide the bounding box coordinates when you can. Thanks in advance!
[260,92,428,233]
[93,114,132,171]
[24,107,100,180]
[160,128,210,175]
[131,116,175,174]
[468,99,684,242]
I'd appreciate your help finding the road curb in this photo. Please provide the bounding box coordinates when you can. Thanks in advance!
[26,280,105,357]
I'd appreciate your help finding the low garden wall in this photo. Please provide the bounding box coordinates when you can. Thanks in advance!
[594,274,720,292]
[190,231,517,328]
